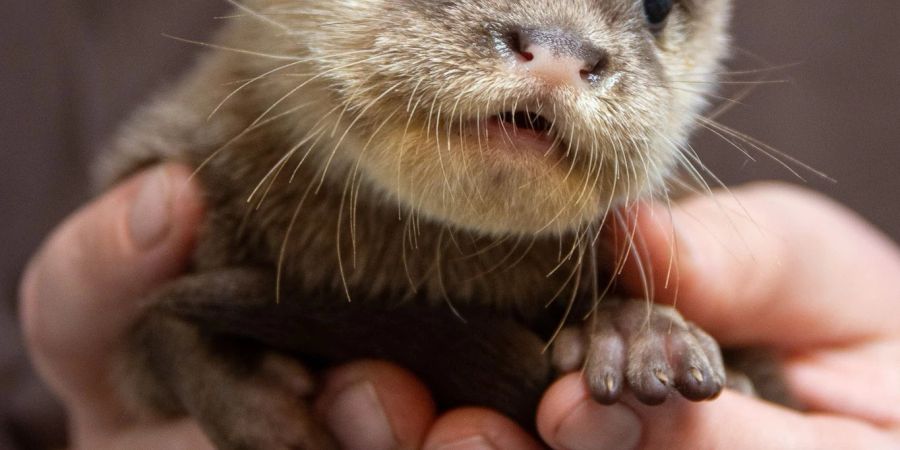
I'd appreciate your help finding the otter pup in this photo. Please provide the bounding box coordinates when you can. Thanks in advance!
[99,0,734,448]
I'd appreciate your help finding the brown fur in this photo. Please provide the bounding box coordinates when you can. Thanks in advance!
[99,0,731,310]
[98,0,736,447]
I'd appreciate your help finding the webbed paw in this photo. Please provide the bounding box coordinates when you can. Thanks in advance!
[552,299,726,405]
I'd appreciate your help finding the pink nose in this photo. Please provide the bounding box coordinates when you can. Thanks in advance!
[508,28,609,87]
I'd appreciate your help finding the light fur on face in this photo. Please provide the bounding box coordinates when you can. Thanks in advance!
[225,0,732,237]
[97,0,733,310]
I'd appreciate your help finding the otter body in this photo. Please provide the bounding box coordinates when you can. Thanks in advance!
[101,0,734,448]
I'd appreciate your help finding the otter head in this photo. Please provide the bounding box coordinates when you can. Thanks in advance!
[245,0,731,236]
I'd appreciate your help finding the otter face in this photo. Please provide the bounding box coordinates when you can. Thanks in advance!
[250,0,731,236]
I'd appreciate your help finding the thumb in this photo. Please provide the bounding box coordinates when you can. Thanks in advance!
[19,164,204,414]
[539,374,896,450]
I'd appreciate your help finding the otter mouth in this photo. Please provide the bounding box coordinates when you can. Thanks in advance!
[461,104,570,158]
[480,109,564,157]
[497,111,554,135]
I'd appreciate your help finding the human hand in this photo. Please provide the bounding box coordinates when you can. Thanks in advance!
[323,183,900,450]
[536,183,900,449]
[18,163,543,450]
[26,169,896,449]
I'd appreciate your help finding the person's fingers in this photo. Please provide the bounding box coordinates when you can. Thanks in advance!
[614,182,900,348]
[315,360,437,450]
[19,164,204,415]
[539,374,899,450]
[82,419,213,450]
[422,408,544,450]
[609,183,900,425]
[783,341,900,427]
[537,375,642,450]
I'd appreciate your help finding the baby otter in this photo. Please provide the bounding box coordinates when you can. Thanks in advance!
[99,0,734,448]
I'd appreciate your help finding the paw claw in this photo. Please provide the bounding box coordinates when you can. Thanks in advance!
[690,367,704,384]
[655,370,670,385]
[588,370,623,404]
[605,374,616,392]
[552,299,726,406]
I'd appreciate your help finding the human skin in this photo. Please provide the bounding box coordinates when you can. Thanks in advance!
[20,165,900,449]
[18,164,535,450]
[537,184,900,449]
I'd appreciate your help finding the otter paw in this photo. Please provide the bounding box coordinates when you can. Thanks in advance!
[201,353,337,450]
[551,299,725,405]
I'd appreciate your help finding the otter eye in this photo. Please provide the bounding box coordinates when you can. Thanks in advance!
[643,0,674,30]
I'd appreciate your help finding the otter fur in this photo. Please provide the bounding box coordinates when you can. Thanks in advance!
[98,0,736,448]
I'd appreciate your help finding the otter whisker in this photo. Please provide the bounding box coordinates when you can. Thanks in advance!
[162,33,303,61]
[395,78,427,217]
[276,179,317,303]
[444,89,469,203]
[661,194,681,295]
[543,244,586,352]
[316,81,404,192]
[432,101,454,203]
[349,108,401,256]
[660,132,769,255]
[664,85,750,108]
[247,104,342,205]
[698,117,834,182]
[330,73,382,138]
[692,116,758,162]
[668,61,802,79]
[225,0,291,32]
[252,55,385,128]
[209,60,305,120]
[435,227,467,323]
[454,236,525,284]
[335,172,355,302]
[189,100,314,187]
[544,238,585,308]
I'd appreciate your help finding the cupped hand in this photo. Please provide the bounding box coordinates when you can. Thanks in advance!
[537,183,900,449]
[24,169,898,450]
[20,164,209,448]
[18,163,542,450]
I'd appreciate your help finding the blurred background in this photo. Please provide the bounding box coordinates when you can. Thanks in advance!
[698,1,900,239]
[1,1,898,448]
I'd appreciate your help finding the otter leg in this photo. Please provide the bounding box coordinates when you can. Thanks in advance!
[551,298,726,405]
[131,268,552,434]
[121,271,338,450]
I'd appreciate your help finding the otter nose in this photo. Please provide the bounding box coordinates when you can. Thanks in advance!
[508,28,609,87]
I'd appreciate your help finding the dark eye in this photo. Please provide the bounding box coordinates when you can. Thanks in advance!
[643,0,674,30]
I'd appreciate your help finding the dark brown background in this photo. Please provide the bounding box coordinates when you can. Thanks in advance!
[1,1,898,448]
[698,1,900,239]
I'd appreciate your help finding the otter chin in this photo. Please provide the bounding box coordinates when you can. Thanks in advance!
[357,99,615,236]
[98,0,741,448]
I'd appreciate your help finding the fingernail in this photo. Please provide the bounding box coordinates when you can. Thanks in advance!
[324,381,397,450]
[128,168,173,249]
[434,436,497,450]
[555,402,641,450]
